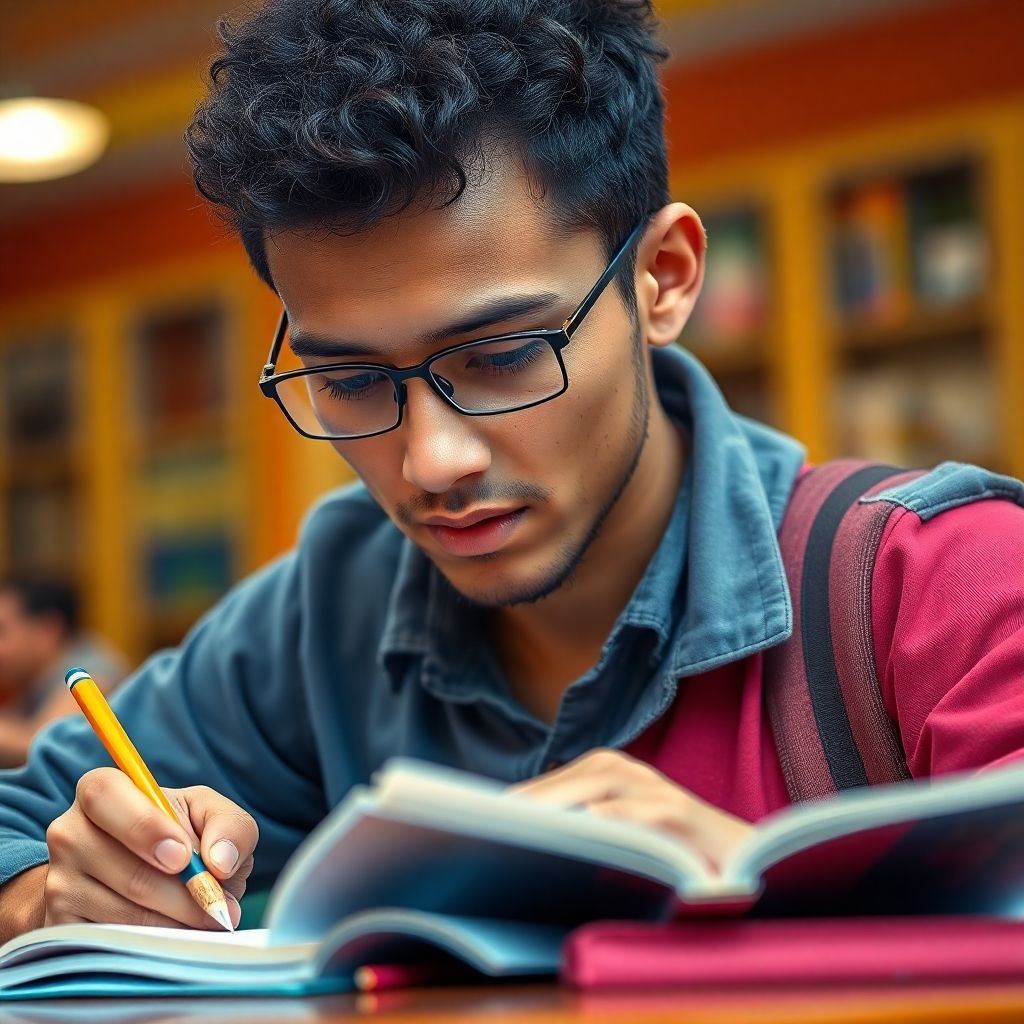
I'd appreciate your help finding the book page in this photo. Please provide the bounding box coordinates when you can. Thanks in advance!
[725,761,1024,893]
[376,760,711,882]
[0,925,292,969]
[264,759,713,942]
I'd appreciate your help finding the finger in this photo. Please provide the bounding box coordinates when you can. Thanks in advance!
[72,879,240,930]
[166,791,202,850]
[509,750,630,804]
[222,854,254,896]
[163,792,251,900]
[197,854,253,904]
[226,889,243,928]
[588,797,750,872]
[69,816,230,930]
[585,796,688,831]
[75,768,193,875]
[178,786,259,883]
[509,770,622,808]
[584,798,718,870]
[45,867,206,929]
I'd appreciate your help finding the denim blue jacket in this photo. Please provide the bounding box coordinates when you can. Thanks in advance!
[1,344,1018,892]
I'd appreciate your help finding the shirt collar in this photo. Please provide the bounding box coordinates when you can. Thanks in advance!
[378,344,805,688]
[659,345,805,676]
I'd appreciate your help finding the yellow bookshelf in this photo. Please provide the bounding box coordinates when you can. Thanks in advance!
[0,261,352,663]
[0,324,83,588]
[673,94,1024,480]
[685,202,777,425]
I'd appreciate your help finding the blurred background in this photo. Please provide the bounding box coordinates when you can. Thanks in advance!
[0,0,1021,678]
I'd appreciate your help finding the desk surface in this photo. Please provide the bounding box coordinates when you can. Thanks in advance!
[6,983,1024,1024]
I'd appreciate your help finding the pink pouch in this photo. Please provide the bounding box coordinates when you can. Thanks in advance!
[562,917,1024,989]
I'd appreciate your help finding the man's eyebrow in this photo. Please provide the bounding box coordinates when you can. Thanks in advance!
[288,292,564,359]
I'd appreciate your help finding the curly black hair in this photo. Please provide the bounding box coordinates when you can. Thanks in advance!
[186,0,670,293]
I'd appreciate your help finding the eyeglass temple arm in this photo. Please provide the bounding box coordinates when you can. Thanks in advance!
[561,220,648,338]
[262,310,290,378]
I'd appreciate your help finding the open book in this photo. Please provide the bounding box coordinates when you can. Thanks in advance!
[3,756,1024,1000]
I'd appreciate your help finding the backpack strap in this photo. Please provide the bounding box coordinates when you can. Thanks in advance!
[765,460,924,802]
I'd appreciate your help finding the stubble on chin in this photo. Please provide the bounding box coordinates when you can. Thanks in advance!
[445,342,651,610]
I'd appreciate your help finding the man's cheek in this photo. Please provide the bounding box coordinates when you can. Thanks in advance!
[335,444,385,494]
[355,474,392,512]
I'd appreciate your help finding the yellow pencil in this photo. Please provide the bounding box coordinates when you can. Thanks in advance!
[64,667,233,931]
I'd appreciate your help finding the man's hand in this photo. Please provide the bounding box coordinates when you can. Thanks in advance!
[510,749,753,873]
[40,767,258,930]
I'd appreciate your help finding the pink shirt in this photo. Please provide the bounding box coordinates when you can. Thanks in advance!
[627,496,1024,823]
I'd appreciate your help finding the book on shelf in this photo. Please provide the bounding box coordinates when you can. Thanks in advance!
[5,482,79,573]
[831,179,912,323]
[688,208,768,350]
[4,756,1024,1000]
[839,350,995,468]
[1,334,75,448]
[134,303,227,434]
[831,160,988,326]
[906,163,987,307]
[132,448,239,629]
[143,530,234,617]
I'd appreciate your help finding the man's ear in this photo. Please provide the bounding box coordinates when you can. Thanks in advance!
[635,203,706,349]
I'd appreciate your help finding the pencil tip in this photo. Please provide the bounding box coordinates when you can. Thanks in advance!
[210,904,234,932]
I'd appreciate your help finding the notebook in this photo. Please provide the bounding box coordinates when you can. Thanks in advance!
[562,917,1024,988]
[3,756,1024,999]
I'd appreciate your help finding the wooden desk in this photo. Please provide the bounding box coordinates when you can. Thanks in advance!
[6,983,1024,1023]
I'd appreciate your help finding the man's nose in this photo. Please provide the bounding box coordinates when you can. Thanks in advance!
[400,378,492,494]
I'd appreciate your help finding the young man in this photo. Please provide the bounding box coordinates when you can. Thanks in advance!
[0,578,126,768]
[0,0,1022,939]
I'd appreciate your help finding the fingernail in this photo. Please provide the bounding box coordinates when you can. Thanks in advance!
[154,838,188,871]
[210,839,239,874]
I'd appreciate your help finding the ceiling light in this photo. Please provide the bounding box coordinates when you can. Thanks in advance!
[0,97,110,183]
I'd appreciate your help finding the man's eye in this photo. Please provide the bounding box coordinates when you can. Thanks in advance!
[317,372,387,400]
[467,340,545,374]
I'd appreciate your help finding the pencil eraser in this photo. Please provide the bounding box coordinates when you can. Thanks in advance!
[65,667,91,689]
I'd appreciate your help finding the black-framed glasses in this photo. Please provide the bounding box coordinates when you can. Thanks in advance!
[258,219,647,440]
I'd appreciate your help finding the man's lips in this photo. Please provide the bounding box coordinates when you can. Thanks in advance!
[424,508,528,557]
[421,507,525,529]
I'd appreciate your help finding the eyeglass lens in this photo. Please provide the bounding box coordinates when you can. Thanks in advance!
[275,335,564,439]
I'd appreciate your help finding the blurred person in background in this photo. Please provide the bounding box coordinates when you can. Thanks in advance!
[0,577,127,767]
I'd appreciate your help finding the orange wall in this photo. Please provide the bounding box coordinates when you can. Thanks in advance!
[3,0,1022,304]
[663,0,1024,166]
[5,0,202,61]
[0,179,234,304]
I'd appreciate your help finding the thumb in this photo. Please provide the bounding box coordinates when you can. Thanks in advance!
[175,785,259,884]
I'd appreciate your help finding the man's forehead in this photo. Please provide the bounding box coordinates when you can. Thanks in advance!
[263,150,585,302]
[265,210,601,357]
[267,198,550,286]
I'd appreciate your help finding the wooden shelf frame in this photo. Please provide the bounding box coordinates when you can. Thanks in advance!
[672,95,1024,478]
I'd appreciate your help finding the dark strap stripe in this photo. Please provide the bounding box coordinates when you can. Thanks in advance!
[801,464,904,791]
[829,470,921,787]
[767,462,855,802]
